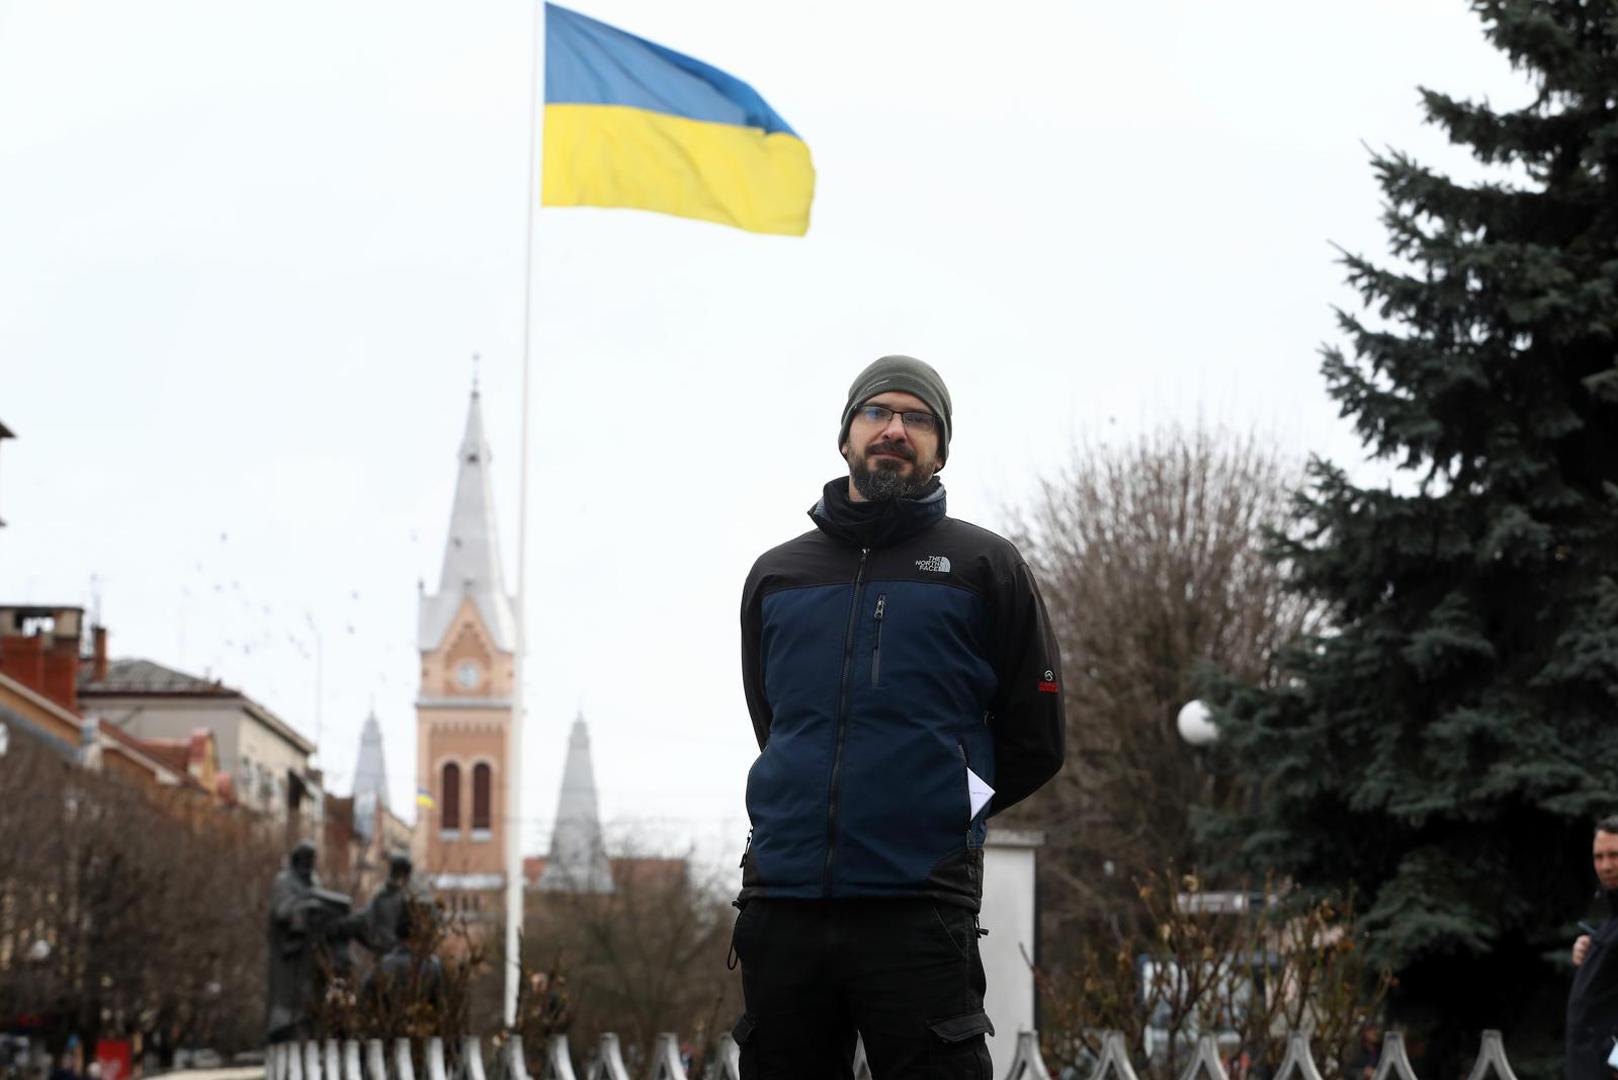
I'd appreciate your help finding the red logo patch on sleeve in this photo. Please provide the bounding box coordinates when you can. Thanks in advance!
[1037,669,1059,694]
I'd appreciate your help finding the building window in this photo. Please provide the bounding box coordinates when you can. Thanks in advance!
[472,763,492,832]
[441,762,461,830]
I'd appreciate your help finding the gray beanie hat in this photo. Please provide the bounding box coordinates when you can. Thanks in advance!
[838,354,953,464]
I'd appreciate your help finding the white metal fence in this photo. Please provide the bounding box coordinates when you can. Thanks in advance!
[265,1027,1522,1080]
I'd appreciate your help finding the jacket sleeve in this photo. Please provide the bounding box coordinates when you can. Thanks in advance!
[985,556,1065,815]
[740,566,772,751]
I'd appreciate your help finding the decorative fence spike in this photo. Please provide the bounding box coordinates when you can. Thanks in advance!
[646,1034,686,1080]
[1178,1034,1229,1080]
[459,1037,487,1080]
[263,1025,1535,1080]
[1086,1031,1143,1080]
[365,1040,388,1080]
[851,1035,872,1080]
[1273,1032,1326,1080]
[1004,1030,1054,1080]
[537,1035,575,1080]
[710,1035,740,1080]
[342,1040,364,1080]
[585,1034,631,1080]
[503,1036,532,1080]
[1370,1032,1419,1080]
[426,1038,449,1080]
[1464,1031,1520,1080]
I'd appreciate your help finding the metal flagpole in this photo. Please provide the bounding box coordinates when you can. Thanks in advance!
[505,0,546,1030]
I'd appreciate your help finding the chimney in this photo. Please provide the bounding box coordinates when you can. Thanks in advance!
[92,626,108,682]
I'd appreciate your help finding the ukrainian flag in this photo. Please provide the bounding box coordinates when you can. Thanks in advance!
[542,4,815,236]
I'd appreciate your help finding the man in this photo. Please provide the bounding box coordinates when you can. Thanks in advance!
[734,355,1065,1079]
[1569,816,1618,1080]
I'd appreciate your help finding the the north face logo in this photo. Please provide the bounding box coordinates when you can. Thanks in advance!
[915,555,951,573]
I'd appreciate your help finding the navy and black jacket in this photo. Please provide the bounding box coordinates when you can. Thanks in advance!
[738,477,1065,911]
[1567,888,1618,1080]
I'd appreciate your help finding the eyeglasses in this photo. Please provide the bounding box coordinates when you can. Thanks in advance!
[853,404,939,435]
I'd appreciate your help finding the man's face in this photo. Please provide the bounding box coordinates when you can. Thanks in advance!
[842,390,943,502]
[1595,829,1618,890]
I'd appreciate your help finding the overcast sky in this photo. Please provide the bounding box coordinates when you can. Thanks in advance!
[0,0,1532,874]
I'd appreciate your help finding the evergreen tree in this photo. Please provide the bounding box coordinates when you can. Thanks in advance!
[1211,1,1618,1069]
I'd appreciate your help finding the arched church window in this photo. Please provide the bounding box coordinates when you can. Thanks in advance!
[472,762,493,831]
[441,762,461,830]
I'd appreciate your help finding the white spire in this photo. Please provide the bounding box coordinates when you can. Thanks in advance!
[537,714,615,894]
[418,385,516,652]
[352,709,389,841]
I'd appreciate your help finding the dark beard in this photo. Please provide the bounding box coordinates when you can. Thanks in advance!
[850,443,930,502]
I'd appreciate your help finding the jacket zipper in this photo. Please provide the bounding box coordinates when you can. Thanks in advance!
[870,593,887,686]
[823,547,870,893]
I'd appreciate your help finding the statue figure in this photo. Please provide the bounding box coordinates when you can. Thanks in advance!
[265,841,353,1042]
[361,884,446,1032]
[354,854,414,957]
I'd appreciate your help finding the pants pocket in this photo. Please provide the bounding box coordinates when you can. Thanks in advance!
[927,1010,994,1078]
[928,903,976,959]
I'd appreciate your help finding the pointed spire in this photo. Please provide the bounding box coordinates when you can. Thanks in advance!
[353,709,389,840]
[537,714,615,894]
[418,380,516,653]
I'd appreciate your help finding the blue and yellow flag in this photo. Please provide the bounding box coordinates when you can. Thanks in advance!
[542,4,815,236]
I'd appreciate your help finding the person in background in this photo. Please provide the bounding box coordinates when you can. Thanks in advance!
[1567,815,1618,1080]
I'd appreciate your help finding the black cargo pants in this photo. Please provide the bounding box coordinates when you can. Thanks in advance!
[730,898,995,1079]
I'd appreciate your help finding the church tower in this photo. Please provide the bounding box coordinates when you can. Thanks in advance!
[414,385,516,906]
[352,709,388,841]
[537,714,615,894]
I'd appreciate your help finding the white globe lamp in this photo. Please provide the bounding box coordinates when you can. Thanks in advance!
[1176,699,1219,748]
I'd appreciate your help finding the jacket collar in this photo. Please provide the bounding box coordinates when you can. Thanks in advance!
[809,475,946,549]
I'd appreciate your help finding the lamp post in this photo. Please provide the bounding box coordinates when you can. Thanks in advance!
[303,612,323,757]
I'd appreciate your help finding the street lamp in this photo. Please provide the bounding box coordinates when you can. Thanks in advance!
[1176,699,1219,748]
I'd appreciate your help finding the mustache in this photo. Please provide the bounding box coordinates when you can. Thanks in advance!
[863,439,916,463]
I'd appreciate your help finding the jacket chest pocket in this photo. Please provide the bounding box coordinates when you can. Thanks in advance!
[870,593,887,687]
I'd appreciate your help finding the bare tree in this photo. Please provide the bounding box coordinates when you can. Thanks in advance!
[0,723,285,1058]
[519,848,740,1066]
[1034,869,1391,1079]
[1006,424,1320,947]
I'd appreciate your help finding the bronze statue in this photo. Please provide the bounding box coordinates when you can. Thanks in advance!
[265,841,352,1042]
[354,854,413,957]
[359,864,446,1033]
